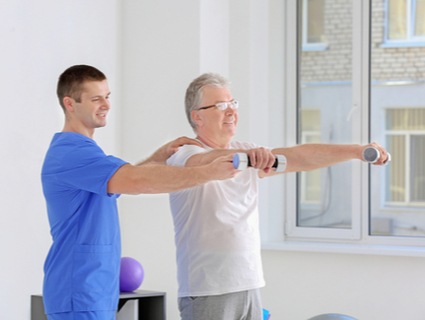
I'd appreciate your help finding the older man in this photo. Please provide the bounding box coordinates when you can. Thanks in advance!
[166,73,389,320]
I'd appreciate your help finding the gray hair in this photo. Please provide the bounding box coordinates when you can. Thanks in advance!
[185,73,231,132]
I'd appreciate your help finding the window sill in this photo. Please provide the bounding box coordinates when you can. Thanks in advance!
[302,43,328,51]
[262,240,425,257]
[380,41,425,48]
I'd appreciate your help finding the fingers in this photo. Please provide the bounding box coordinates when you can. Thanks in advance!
[176,136,203,148]
[247,148,275,170]
[167,136,203,156]
[368,142,390,166]
[222,153,236,163]
[210,155,240,180]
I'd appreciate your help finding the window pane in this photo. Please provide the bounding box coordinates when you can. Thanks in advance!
[307,0,326,43]
[410,135,425,202]
[388,0,407,40]
[415,0,425,36]
[298,0,353,229]
[385,134,406,203]
[300,109,322,203]
[371,1,425,238]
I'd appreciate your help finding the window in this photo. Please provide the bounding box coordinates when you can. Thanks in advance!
[385,108,425,207]
[371,0,425,238]
[295,0,356,237]
[263,0,425,250]
[302,0,328,51]
[385,0,425,46]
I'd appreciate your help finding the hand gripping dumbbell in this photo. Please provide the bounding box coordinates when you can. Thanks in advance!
[362,146,391,164]
[232,153,287,172]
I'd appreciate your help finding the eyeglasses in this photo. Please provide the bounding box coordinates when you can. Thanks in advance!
[197,100,239,111]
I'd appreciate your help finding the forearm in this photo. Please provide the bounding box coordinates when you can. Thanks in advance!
[273,143,363,172]
[108,163,219,194]
[136,147,168,166]
[186,149,243,167]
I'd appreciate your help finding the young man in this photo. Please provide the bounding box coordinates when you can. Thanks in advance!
[167,73,390,320]
[41,65,238,320]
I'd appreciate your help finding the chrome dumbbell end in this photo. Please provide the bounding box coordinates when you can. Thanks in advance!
[363,146,391,165]
[233,153,249,170]
[275,154,287,172]
[233,153,287,172]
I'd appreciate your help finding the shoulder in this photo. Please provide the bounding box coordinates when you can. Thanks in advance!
[167,144,208,167]
[230,140,264,150]
[43,133,109,173]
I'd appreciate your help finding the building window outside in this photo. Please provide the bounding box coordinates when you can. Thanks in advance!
[302,0,328,51]
[385,0,425,45]
[385,108,425,207]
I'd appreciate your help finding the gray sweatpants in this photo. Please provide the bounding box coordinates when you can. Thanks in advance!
[178,289,263,320]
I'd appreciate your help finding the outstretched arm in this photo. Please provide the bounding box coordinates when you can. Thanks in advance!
[178,142,389,179]
[108,154,238,195]
[261,142,390,177]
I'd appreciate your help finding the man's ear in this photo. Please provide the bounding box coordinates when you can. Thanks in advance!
[191,110,203,127]
[63,97,74,113]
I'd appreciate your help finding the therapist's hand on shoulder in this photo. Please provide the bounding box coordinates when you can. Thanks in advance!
[163,136,203,157]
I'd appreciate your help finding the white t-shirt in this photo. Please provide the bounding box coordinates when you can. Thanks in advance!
[166,140,265,297]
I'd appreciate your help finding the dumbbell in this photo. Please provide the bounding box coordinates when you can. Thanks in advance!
[363,146,391,164]
[232,153,287,172]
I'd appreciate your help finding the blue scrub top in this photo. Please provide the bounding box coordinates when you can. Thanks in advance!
[41,132,128,314]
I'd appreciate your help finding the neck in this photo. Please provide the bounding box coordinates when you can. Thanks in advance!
[196,134,231,149]
[62,121,95,140]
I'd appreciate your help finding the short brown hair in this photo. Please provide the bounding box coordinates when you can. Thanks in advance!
[57,65,107,112]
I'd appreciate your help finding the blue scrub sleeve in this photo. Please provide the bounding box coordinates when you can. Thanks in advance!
[53,140,127,196]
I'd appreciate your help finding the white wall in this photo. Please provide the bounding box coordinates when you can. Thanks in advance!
[119,2,201,319]
[261,249,425,320]
[3,1,425,320]
[0,1,120,319]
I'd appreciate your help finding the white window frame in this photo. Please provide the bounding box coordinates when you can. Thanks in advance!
[261,0,425,255]
[382,0,425,48]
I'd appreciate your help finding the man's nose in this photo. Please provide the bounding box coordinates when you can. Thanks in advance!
[101,98,110,109]
[225,106,236,114]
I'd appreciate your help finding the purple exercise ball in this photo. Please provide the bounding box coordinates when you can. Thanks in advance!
[120,257,144,292]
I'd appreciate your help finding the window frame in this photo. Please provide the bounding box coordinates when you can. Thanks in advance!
[261,0,425,254]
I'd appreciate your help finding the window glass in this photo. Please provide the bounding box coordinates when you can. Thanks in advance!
[415,0,425,36]
[410,135,425,202]
[388,0,407,40]
[300,109,322,204]
[307,0,326,43]
[371,0,425,237]
[298,0,353,229]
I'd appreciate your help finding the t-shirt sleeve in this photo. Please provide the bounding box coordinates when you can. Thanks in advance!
[54,140,127,196]
[167,144,208,167]
[230,141,269,151]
